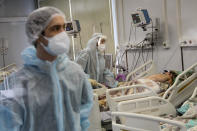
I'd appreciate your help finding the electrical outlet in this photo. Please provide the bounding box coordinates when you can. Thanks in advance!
[181,39,197,47]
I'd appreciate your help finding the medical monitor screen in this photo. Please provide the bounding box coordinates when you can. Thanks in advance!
[66,23,73,31]
[131,13,141,24]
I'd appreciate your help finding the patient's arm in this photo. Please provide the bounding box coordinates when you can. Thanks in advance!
[145,72,173,85]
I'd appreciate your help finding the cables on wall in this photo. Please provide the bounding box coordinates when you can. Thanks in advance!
[128,24,132,42]
[117,16,158,73]
[151,19,154,60]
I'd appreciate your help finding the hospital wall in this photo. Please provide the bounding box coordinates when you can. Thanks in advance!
[116,0,197,72]
[0,0,35,68]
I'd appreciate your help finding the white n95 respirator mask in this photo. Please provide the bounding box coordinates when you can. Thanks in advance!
[98,44,106,52]
[97,36,106,52]
[42,31,70,56]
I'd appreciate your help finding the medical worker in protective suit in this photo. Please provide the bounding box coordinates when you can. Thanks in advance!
[0,7,93,131]
[75,33,118,88]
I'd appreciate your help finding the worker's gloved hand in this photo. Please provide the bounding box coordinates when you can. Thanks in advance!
[88,79,98,87]
[117,82,125,87]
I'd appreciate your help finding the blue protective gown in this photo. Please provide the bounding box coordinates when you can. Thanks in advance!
[0,46,93,131]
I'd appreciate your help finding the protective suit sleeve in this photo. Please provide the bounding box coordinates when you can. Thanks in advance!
[0,83,3,90]
[103,69,118,88]
[80,78,93,131]
[75,51,89,71]
[0,98,23,131]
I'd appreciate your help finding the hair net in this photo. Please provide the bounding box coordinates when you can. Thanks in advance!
[25,7,66,44]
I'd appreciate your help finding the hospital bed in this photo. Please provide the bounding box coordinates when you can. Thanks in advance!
[111,112,187,131]
[105,60,157,112]
[93,61,197,130]
[93,83,107,96]
[95,60,155,102]
[0,64,17,90]
[106,61,197,115]
[91,61,197,130]
[94,60,155,111]
[126,60,156,81]
[111,87,197,131]
[88,61,157,130]
[0,64,17,83]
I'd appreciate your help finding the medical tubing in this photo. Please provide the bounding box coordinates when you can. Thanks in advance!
[145,49,149,62]
[79,32,83,49]
[126,50,128,72]
[141,46,145,64]
[151,19,154,60]
[133,50,141,70]
[128,24,132,42]
[131,50,137,71]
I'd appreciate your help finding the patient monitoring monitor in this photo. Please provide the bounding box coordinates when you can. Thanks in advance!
[131,9,151,28]
[65,20,81,35]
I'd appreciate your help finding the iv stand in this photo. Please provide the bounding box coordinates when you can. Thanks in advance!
[0,38,8,68]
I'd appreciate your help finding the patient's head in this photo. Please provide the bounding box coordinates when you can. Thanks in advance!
[169,70,178,82]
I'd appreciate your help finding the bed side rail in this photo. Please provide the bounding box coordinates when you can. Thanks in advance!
[117,96,176,116]
[126,60,156,81]
[88,94,103,131]
[111,112,186,131]
[0,63,17,72]
[163,62,197,106]
[190,87,197,100]
[106,85,157,111]
[93,83,107,96]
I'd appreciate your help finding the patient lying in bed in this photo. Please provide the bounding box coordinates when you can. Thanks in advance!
[112,71,178,97]
[121,70,176,86]
[98,71,178,111]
